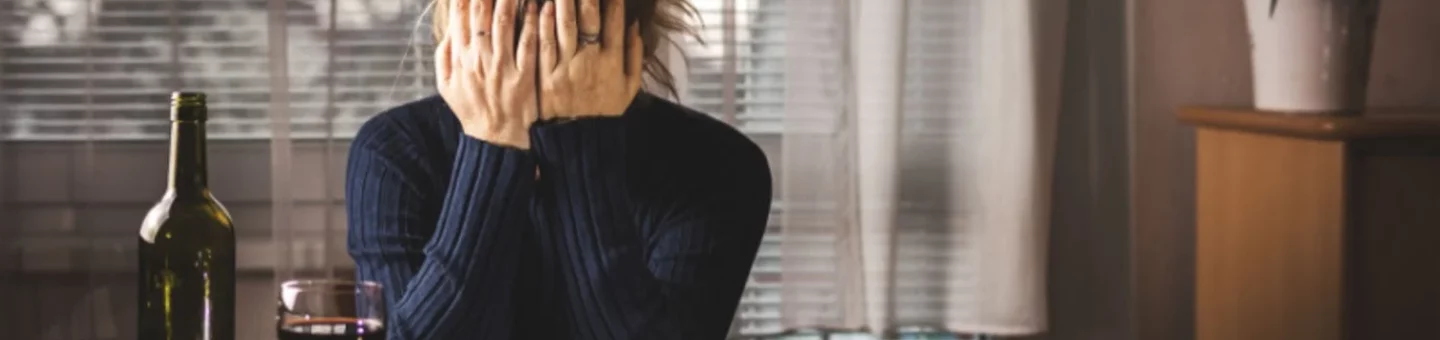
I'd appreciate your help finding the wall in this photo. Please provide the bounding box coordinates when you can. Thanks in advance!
[3,141,351,273]
[1,141,349,339]
[1129,0,1440,339]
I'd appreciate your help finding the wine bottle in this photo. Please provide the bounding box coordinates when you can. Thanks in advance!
[138,92,236,340]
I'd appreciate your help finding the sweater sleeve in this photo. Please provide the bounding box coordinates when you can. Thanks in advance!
[346,120,535,340]
[531,118,773,340]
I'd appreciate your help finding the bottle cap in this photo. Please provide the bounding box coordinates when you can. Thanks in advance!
[171,92,207,121]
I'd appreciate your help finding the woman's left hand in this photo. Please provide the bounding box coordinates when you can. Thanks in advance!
[538,0,644,120]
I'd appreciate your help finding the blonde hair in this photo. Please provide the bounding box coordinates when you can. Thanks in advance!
[430,0,697,97]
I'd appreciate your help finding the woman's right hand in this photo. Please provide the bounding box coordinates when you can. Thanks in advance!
[436,0,540,150]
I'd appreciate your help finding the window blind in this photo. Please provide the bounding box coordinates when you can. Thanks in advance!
[0,0,434,141]
[682,0,785,135]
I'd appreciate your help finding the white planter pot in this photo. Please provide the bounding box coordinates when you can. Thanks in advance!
[1245,0,1380,113]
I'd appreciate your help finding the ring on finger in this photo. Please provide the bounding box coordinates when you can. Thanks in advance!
[579,33,601,45]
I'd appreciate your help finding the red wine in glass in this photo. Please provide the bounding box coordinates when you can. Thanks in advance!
[278,280,386,340]
[277,317,384,340]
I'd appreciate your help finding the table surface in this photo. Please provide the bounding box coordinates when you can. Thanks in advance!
[5,271,978,340]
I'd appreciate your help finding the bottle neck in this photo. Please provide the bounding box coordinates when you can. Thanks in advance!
[168,119,208,195]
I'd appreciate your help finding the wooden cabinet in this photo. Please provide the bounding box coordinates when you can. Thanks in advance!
[1181,107,1440,340]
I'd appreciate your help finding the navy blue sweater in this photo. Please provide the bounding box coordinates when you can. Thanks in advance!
[345,93,772,339]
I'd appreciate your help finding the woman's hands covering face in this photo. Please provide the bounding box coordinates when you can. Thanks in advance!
[435,0,642,150]
[436,0,539,149]
[538,0,644,120]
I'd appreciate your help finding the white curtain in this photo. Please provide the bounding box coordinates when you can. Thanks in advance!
[776,0,1069,335]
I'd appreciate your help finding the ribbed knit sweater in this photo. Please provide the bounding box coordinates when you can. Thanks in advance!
[345,93,773,340]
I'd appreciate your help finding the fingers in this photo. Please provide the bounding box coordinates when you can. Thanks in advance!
[579,0,602,40]
[492,0,519,65]
[556,0,578,58]
[453,0,470,47]
[469,0,492,60]
[602,0,624,49]
[448,0,471,69]
[516,2,539,73]
[626,23,643,93]
[539,1,558,71]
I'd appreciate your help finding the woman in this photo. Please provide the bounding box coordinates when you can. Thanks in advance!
[345,0,772,338]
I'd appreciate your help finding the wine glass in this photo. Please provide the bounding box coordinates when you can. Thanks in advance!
[277,280,386,340]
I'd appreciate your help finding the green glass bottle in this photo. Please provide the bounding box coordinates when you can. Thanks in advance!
[138,92,236,340]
